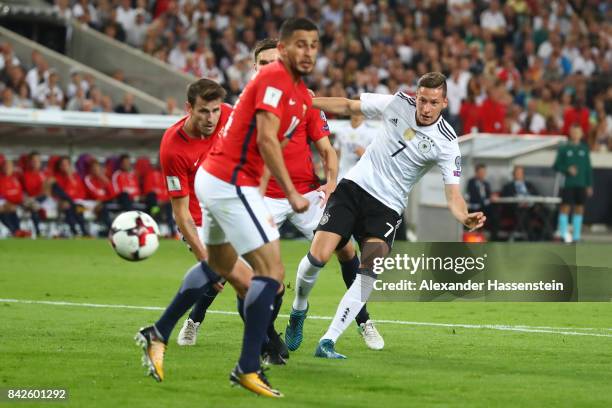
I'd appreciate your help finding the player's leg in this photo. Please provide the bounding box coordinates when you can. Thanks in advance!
[286,183,357,351]
[316,192,400,358]
[316,237,388,359]
[571,188,586,242]
[557,188,571,241]
[335,240,384,350]
[198,171,283,397]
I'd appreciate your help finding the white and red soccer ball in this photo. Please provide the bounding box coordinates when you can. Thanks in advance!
[109,211,160,261]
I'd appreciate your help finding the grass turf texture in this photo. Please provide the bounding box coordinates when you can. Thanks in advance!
[1,239,611,408]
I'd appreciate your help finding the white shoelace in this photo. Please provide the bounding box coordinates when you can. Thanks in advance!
[363,322,380,341]
[183,321,199,340]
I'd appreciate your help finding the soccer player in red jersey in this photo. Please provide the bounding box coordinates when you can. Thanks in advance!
[197,18,318,397]
[136,79,254,383]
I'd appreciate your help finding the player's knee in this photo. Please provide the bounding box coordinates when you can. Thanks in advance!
[309,246,333,264]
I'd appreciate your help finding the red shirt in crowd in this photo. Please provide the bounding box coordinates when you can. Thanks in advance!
[159,104,232,226]
[55,172,86,200]
[562,106,590,136]
[111,170,140,200]
[479,98,507,133]
[459,100,481,134]
[0,173,24,204]
[265,108,330,198]
[143,170,169,202]
[204,60,312,187]
[84,174,115,201]
[22,170,46,197]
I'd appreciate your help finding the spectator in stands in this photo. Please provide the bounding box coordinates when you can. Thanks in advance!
[25,53,48,100]
[466,163,498,241]
[519,99,547,134]
[161,96,181,115]
[15,82,33,109]
[83,159,114,234]
[36,69,64,109]
[479,84,507,133]
[562,94,590,137]
[114,92,139,114]
[73,0,99,28]
[592,97,612,151]
[100,95,114,113]
[0,42,20,70]
[126,8,148,49]
[1,87,15,108]
[143,162,175,236]
[168,37,190,71]
[0,159,31,237]
[53,156,89,237]
[111,154,140,211]
[554,124,593,242]
[116,0,136,33]
[53,0,72,20]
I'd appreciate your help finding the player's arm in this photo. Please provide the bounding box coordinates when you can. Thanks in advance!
[313,136,338,207]
[170,195,208,261]
[312,97,362,116]
[256,110,308,212]
[258,136,294,195]
[444,184,486,231]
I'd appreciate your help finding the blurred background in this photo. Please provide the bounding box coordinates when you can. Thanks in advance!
[0,0,610,243]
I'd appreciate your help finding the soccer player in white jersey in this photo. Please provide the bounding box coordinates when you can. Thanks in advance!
[333,111,375,181]
[294,72,485,358]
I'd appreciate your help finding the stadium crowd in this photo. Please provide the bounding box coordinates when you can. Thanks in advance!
[0,152,174,238]
[50,0,612,150]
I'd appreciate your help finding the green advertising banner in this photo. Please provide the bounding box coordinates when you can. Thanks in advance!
[368,243,612,302]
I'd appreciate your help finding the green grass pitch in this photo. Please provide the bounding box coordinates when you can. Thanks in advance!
[1,239,611,407]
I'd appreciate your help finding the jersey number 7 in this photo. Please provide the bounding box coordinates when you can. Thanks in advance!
[391,140,407,157]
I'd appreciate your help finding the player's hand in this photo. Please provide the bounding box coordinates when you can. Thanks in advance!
[213,280,225,292]
[568,165,578,176]
[316,182,336,208]
[463,212,486,231]
[587,187,593,197]
[288,191,310,213]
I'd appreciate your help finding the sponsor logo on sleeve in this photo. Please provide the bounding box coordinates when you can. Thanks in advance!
[166,176,181,191]
[263,86,282,108]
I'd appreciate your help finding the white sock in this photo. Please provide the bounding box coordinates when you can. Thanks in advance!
[292,253,324,311]
[321,274,376,343]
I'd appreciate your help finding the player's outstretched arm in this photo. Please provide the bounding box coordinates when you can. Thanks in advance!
[314,136,338,207]
[256,110,309,213]
[170,195,208,261]
[312,97,362,116]
[444,184,486,231]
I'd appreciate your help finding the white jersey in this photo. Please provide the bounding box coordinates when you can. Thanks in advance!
[344,92,462,215]
[333,122,375,180]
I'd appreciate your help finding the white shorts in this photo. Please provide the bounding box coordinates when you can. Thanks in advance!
[264,190,325,241]
[195,168,280,255]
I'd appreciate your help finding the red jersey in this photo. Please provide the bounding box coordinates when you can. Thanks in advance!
[55,173,86,200]
[143,170,169,202]
[203,60,312,187]
[84,174,114,201]
[111,170,140,200]
[22,170,46,197]
[0,174,24,204]
[160,104,232,226]
[562,106,590,136]
[265,108,330,198]
[479,98,507,133]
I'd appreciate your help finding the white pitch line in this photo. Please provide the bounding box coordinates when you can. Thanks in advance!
[2,298,612,338]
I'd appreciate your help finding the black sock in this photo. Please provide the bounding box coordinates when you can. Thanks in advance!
[267,284,284,338]
[154,261,217,342]
[9,212,20,231]
[236,295,245,322]
[0,213,17,233]
[188,283,220,323]
[340,255,370,325]
[238,276,279,373]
